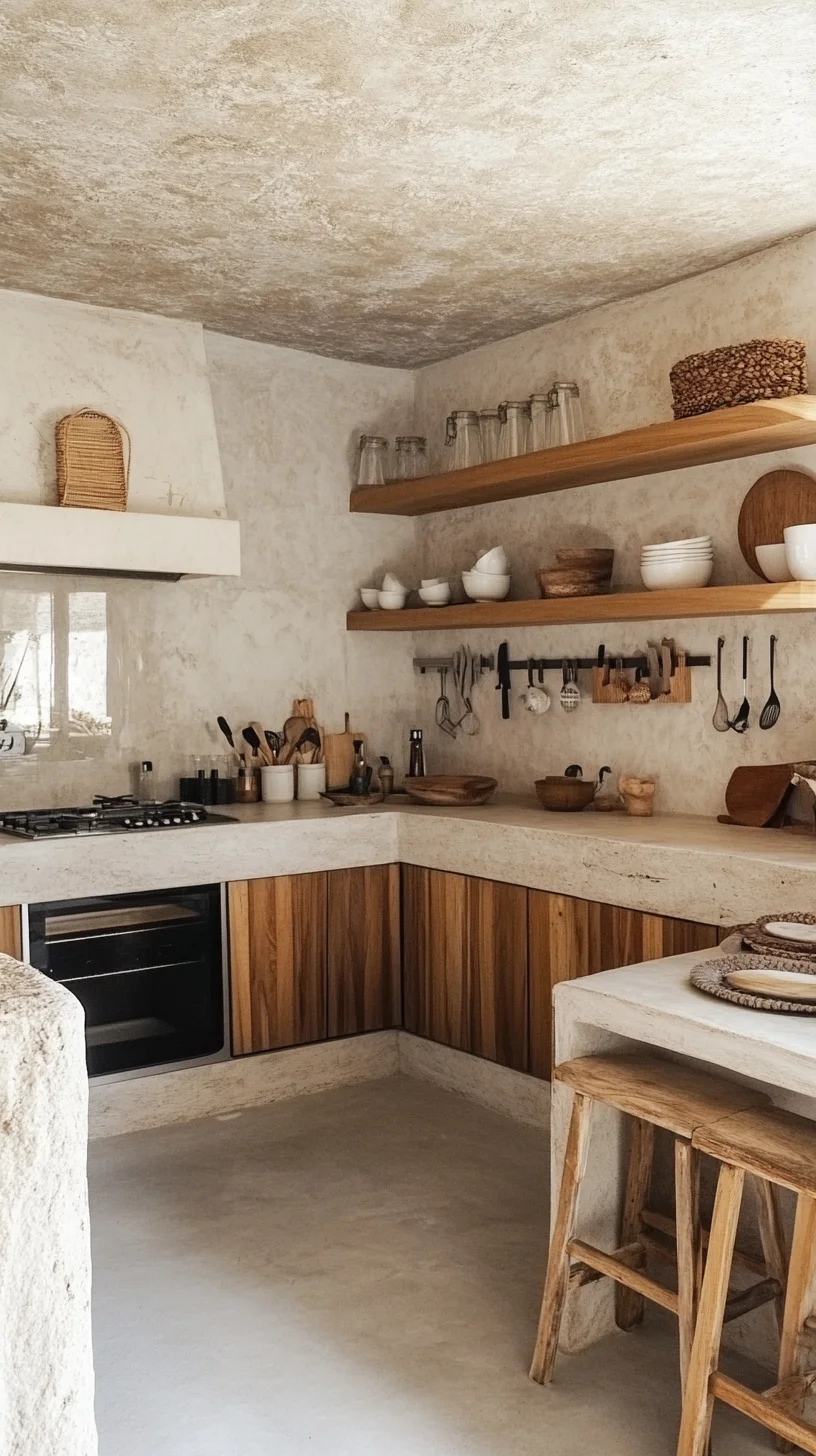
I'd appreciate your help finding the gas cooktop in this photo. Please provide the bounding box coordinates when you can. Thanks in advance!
[0,796,236,839]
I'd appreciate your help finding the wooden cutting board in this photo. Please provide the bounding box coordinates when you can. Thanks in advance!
[724,763,794,827]
[323,713,359,790]
[738,468,816,579]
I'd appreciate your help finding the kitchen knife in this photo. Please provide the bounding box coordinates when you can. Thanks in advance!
[496,640,511,719]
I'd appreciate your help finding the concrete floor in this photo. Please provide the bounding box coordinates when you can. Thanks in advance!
[89,1076,771,1455]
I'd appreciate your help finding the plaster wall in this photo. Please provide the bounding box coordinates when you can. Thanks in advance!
[412,230,816,816]
[0,292,419,807]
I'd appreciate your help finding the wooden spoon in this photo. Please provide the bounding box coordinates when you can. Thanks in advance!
[278,716,309,765]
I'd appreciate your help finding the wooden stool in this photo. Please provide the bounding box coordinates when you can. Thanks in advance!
[530,1053,778,1391]
[679,1105,816,1456]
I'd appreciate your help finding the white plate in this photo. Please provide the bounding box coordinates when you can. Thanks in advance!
[764,920,816,945]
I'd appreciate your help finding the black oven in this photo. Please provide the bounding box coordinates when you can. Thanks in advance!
[25,884,228,1079]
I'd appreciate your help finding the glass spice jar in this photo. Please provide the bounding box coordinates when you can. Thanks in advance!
[357,434,389,487]
[393,435,428,480]
[529,393,555,451]
[497,400,532,458]
[478,408,501,463]
[547,383,586,446]
[445,411,483,471]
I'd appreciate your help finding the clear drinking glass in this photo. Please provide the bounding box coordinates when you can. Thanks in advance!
[548,383,586,446]
[529,393,555,451]
[445,411,483,471]
[478,408,501,463]
[497,401,531,458]
[357,434,389,486]
[393,435,428,480]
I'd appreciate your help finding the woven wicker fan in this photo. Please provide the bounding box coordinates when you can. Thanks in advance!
[55,408,130,511]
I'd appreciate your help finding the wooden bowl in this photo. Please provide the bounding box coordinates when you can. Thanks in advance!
[536,567,611,599]
[535,776,596,811]
[555,547,615,570]
[404,775,498,807]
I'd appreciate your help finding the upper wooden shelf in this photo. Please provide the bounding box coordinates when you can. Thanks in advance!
[349,396,816,516]
[347,581,816,631]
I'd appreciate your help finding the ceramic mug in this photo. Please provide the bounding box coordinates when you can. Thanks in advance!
[261,764,295,804]
[522,685,550,715]
[296,762,326,801]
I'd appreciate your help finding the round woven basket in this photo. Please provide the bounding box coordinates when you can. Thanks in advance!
[691,955,816,1015]
[55,408,130,511]
[669,338,807,419]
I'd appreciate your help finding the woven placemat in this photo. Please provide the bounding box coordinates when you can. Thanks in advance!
[742,931,816,963]
[691,955,816,1015]
[755,911,816,951]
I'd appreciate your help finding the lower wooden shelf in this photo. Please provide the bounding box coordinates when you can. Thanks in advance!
[347,581,816,631]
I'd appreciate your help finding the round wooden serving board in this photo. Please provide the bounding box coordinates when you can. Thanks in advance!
[738,467,816,579]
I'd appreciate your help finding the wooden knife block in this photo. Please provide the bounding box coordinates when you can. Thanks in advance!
[591,654,691,704]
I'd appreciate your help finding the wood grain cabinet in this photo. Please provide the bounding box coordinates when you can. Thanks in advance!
[0,905,22,959]
[527,891,720,1079]
[402,865,528,1073]
[327,865,401,1037]
[229,873,328,1055]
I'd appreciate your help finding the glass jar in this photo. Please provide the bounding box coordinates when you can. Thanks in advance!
[497,400,531,458]
[529,393,555,451]
[357,434,389,487]
[445,410,483,471]
[393,435,428,480]
[478,408,501,463]
[548,383,586,446]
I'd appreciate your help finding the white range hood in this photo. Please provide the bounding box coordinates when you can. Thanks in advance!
[0,502,241,580]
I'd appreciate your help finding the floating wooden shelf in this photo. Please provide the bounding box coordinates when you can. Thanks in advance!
[349,396,816,516]
[347,582,816,632]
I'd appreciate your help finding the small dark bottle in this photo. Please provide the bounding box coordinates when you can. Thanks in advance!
[407,729,426,778]
[348,739,372,796]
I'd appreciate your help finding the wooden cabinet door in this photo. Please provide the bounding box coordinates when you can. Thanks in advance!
[0,906,22,959]
[229,874,327,1055]
[402,866,528,1072]
[528,892,719,1079]
[327,865,401,1036]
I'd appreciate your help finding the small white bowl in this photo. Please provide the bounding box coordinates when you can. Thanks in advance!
[360,587,380,610]
[474,546,509,575]
[420,577,443,588]
[462,570,510,602]
[381,571,405,592]
[378,589,408,610]
[640,559,713,590]
[418,582,452,606]
[784,524,816,580]
[642,535,712,551]
[755,543,793,583]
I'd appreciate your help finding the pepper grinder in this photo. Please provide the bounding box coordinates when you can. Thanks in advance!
[378,756,394,798]
[407,728,426,778]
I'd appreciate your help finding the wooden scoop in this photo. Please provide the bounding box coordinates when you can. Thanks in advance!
[278,716,309,765]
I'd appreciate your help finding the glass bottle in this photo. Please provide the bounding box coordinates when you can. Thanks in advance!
[529,393,555,451]
[377,755,394,798]
[357,435,389,487]
[445,411,483,471]
[393,436,428,480]
[348,738,370,795]
[497,401,532,458]
[547,383,586,446]
[478,408,501,463]
[407,728,426,777]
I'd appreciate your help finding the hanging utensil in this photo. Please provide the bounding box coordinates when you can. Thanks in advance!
[730,635,751,734]
[435,668,457,738]
[646,642,661,700]
[496,641,511,719]
[712,637,730,732]
[759,634,781,730]
[560,661,580,713]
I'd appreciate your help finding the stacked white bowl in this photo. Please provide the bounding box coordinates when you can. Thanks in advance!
[640,535,713,590]
[462,546,510,602]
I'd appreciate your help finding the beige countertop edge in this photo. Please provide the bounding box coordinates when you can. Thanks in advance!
[0,796,813,924]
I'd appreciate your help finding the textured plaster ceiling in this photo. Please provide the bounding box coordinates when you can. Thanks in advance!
[1,1,816,367]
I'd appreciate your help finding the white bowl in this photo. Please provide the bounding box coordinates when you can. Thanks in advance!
[418,582,452,606]
[755,543,793,583]
[378,589,408,610]
[462,570,510,602]
[641,552,713,564]
[642,535,712,551]
[640,559,713,590]
[381,571,405,592]
[641,546,713,559]
[784,524,816,580]
[474,546,509,575]
[360,587,380,610]
[420,577,443,588]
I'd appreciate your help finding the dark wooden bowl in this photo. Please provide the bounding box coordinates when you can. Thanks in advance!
[535,776,596,811]
[404,775,498,807]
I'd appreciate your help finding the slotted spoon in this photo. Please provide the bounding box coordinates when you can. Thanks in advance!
[759,634,781,730]
[730,635,750,734]
[712,636,730,732]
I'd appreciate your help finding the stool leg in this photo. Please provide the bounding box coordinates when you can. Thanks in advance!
[675,1139,702,1393]
[752,1175,788,1339]
[677,1163,745,1456]
[776,1192,816,1454]
[616,1116,655,1331]
[530,1091,592,1384]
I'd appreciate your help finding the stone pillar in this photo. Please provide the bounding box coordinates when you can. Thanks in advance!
[0,954,96,1456]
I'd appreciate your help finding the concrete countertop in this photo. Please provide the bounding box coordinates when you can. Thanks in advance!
[0,793,814,921]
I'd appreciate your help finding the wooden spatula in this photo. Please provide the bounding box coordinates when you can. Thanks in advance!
[724,763,794,827]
